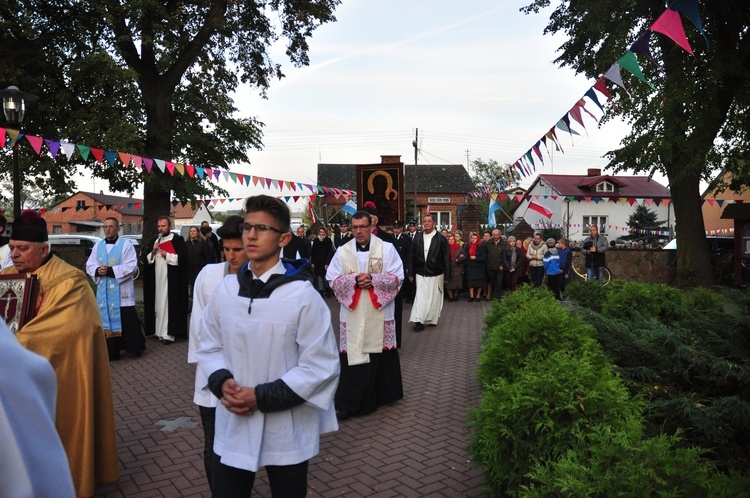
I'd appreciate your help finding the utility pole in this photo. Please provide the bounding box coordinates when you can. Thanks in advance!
[413,129,418,221]
[465,149,471,170]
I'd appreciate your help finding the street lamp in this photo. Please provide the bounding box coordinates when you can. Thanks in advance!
[1,85,38,218]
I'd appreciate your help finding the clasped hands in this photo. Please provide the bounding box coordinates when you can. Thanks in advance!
[96,265,109,276]
[221,378,258,416]
[356,272,373,289]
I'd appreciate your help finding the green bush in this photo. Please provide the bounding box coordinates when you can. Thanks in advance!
[521,427,746,497]
[683,287,725,314]
[469,349,639,496]
[478,286,603,386]
[602,282,684,323]
[470,281,750,495]
[564,279,607,312]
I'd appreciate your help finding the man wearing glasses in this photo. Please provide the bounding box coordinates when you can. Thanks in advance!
[197,195,339,497]
[326,210,404,420]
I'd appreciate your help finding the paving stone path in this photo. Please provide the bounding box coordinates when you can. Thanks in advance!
[95,297,489,497]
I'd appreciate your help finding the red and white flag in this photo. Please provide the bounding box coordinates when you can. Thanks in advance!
[308,201,317,224]
[528,201,553,219]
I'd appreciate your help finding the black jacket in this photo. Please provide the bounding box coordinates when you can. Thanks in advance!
[409,230,451,279]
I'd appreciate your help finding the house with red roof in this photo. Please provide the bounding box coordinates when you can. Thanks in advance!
[43,191,144,235]
[516,168,673,242]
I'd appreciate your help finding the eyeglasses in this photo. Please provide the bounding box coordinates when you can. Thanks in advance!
[242,223,284,235]
[351,224,371,231]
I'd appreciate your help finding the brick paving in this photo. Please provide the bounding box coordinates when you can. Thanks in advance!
[95,297,489,497]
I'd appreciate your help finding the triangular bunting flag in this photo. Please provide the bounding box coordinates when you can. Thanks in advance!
[45,139,60,158]
[650,8,694,56]
[195,166,204,178]
[90,147,104,163]
[593,77,613,101]
[155,159,166,173]
[186,164,195,178]
[604,63,631,97]
[118,152,131,166]
[671,0,709,51]
[166,161,175,175]
[104,150,117,166]
[175,163,185,176]
[0,128,5,148]
[143,157,154,173]
[77,144,91,161]
[617,51,656,90]
[25,135,44,155]
[60,142,76,160]
[132,155,142,169]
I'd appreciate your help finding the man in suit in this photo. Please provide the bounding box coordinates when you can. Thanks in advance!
[334,219,353,248]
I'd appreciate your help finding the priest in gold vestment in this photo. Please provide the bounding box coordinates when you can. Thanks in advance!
[3,211,119,497]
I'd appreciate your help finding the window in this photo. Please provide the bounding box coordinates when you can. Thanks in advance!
[76,200,86,210]
[432,211,452,230]
[595,182,614,193]
[582,216,608,235]
[53,225,62,234]
[428,197,451,204]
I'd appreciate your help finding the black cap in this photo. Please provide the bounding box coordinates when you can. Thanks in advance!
[11,210,48,242]
[408,220,417,226]
[339,218,349,226]
[393,220,403,228]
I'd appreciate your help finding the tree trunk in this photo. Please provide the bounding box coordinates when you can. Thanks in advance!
[141,80,175,244]
[670,173,712,286]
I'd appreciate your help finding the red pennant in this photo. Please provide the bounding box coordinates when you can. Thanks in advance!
[593,77,613,101]
[25,135,44,155]
[90,147,105,163]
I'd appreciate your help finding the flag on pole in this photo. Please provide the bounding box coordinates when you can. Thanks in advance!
[308,200,317,224]
[426,205,431,215]
[340,199,357,215]
[528,201,554,219]
[488,198,500,227]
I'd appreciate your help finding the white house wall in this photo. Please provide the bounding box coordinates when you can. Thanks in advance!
[518,184,673,242]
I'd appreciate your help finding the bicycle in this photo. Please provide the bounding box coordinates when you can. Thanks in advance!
[571,251,611,286]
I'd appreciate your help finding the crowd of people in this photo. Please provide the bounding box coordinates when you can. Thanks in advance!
[1,198,615,497]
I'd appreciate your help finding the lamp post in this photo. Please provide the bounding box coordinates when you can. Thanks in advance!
[1,85,38,218]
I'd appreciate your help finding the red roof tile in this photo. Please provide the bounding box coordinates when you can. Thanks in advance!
[536,174,670,198]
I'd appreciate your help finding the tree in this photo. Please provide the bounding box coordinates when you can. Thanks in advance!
[0,181,68,216]
[469,158,519,229]
[521,1,750,285]
[1,0,340,241]
[625,204,669,246]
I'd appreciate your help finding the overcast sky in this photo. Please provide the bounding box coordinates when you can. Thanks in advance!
[78,0,656,210]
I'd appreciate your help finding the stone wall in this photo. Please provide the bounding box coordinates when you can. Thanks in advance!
[599,249,733,285]
[604,249,676,284]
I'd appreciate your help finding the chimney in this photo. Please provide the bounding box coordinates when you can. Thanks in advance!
[100,190,104,195]
[587,168,601,177]
[381,155,401,164]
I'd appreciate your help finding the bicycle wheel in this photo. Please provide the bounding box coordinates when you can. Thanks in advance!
[571,252,588,280]
[601,267,611,286]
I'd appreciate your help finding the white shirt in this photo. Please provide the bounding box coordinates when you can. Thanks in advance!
[196,260,340,472]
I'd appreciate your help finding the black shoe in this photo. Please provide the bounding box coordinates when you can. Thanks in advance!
[336,410,350,420]
[413,322,424,331]
[162,340,174,346]
[468,297,474,302]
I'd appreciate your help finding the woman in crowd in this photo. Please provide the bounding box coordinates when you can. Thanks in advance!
[462,231,487,302]
[502,235,524,292]
[185,226,213,295]
[517,236,532,286]
[526,232,548,288]
[445,233,465,302]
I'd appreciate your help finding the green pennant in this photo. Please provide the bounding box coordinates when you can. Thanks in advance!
[617,51,656,90]
[77,144,91,160]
